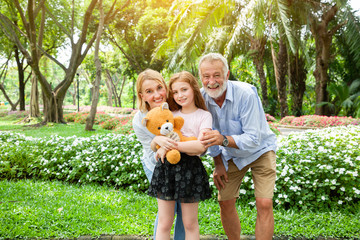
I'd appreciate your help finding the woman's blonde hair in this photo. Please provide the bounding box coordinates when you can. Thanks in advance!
[136,69,168,112]
[168,71,208,111]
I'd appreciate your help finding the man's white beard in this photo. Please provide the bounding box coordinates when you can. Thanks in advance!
[204,80,227,99]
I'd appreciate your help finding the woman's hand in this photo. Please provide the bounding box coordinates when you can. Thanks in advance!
[155,147,167,163]
[153,136,178,151]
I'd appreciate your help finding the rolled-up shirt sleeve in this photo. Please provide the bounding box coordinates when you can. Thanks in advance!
[207,145,222,158]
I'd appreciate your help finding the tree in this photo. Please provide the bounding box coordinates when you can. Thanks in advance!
[107,0,172,73]
[0,0,118,123]
[271,36,288,118]
[288,50,307,116]
[309,3,346,115]
[0,9,30,111]
[154,0,294,117]
[85,0,105,131]
[0,56,18,111]
[105,70,126,107]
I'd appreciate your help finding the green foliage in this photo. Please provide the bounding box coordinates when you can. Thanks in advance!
[324,79,360,117]
[279,115,296,125]
[63,111,134,134]
[1,125,360,213]
[100,116,133,131]
[64,112,113,125]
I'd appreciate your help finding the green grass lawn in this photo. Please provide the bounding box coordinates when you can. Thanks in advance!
[1,179,359,239]
[0,114,111,138]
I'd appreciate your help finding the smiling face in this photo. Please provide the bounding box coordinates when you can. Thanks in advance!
[199,59,229,100]
[171,81,195,110]
[140,79,167,110]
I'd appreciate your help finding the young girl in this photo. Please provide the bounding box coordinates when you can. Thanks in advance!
[148,71,212,240]
[132,69,185,240]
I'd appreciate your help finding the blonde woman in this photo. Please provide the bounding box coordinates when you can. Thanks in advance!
[132,69,185,240]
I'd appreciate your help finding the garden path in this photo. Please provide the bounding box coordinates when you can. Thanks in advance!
[278,126,313,135]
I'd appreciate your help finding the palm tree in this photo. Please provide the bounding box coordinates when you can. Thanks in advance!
[153,0,360,118]
[154,0,295,115]
[320,79,360,116]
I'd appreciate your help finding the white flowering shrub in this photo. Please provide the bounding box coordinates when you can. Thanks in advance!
[0,132,146,191]
[202,126,360,209]
[1,125,359,210]
[274,125,360,210]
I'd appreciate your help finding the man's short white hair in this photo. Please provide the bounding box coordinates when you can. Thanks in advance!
[198,53,229,80]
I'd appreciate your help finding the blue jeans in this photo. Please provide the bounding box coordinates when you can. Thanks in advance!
[143,161,185,240]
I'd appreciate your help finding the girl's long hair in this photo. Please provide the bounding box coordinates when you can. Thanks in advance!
[168,71,208,111]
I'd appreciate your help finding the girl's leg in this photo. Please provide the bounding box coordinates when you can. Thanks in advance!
[156,199,176,240]
[181,202,200,240]
[173,200,185,240]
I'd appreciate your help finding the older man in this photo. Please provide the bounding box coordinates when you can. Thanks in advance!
[198,53,277,240]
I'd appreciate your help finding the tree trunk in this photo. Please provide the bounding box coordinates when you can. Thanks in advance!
[30,74,40,117]
[85,0,104,131]
[250,36,268,109]
[118,75,126,108]
[288,51,307,117]
[132,77,136,109]
[0,83,18,111]
[106,70,126,108]
[310,4,344,116]
[104,73,113,106]
[41,84,66,123]
[14,46,26,111]
[0,60,19,111]
[271,37,288,118]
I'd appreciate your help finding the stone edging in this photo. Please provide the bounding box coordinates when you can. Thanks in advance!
[276,124,320,130]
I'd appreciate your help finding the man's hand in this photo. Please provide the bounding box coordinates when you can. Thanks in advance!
[200,130,223,148]
[213,162,228,190]
[155,147,167,163]
[212,155,228,190]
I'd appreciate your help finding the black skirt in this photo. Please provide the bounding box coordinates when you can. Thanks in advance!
[148,153,212,203]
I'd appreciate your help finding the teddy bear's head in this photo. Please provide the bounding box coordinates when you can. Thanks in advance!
[142,102,175,136]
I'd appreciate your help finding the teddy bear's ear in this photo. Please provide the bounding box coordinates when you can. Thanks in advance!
[161,102,169,111]
[142,117,149,127]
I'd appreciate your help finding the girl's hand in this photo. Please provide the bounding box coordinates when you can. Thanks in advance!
[155,147,167,163]
[198,128,211,141]
[199,130,222,148]
[153,136,178,151]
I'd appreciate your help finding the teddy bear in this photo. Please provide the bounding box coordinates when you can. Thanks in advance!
[142,102,196,164]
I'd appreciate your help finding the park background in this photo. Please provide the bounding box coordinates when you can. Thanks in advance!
[1,0,360,239]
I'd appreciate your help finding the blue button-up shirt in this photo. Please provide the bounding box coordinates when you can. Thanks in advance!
[201,80,277,171]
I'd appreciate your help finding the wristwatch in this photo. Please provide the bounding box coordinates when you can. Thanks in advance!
[222,135,229,147]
